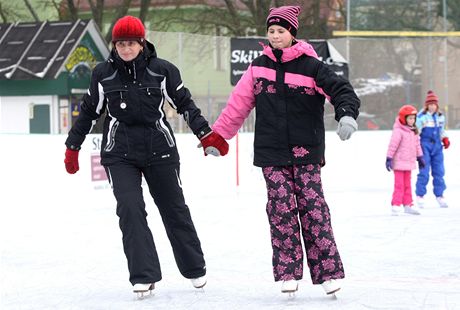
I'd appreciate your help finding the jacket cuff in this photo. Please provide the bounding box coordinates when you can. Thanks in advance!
[196,126,212,139]
[66,144,81,151]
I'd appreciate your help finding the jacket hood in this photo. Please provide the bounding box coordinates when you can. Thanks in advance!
[262,40,319,63]
[109,40,157,67]
[393,117,416,133]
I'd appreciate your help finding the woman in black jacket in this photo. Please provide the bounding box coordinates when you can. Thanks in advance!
[64,15,229,296]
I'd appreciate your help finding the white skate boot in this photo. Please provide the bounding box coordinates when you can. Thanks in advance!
[416,196,425,209]
[404,205,420,215]
[391,205,403,216]
[191,275,207,288]
[436,196,448,208]
[281,279,298,294]
[321,279,341,295]
[133,283,154,298]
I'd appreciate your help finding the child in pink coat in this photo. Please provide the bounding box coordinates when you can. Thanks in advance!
[386,105,425,215]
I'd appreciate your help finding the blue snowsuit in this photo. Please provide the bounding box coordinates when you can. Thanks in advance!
[415,110,447,197]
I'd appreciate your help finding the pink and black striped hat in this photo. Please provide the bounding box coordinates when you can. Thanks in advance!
[266,6,301,37]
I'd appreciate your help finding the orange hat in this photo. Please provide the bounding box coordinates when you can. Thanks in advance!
[398,105,417,125]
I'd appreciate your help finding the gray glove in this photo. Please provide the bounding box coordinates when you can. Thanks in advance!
[337,116,358,140]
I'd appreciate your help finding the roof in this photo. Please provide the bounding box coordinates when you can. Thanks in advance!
[0,19,109,80]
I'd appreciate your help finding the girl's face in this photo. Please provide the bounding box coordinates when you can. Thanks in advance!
[115,40,143,62]
[267,25,294,49]
[427,102,438,113]
[406,115,416,126]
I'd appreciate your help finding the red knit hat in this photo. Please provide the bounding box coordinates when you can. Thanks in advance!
[398,105,417,125]
[112,16,145,44]
[424,90,439,107]
[266,6,300,37]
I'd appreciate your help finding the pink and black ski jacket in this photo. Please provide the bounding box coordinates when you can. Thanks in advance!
[213,40,360,167]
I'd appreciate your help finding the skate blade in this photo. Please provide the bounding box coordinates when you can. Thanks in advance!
[134,284,154,299]
[193,282,207,289]
[135,290,153,299]
[281,286,298,296]
[326,287,340,295]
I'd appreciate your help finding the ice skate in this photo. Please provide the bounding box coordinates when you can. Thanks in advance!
[391,205,403,216]
[281,279,298,296]
[404,205,420,215]
[436,196,448,208]
[416,196,425,209]
[133,283,154,298]
[191,275,207,289]
[321,279,340,295]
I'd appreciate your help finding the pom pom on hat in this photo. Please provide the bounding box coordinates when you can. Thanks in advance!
[112,15,145,44]
[266,6,300,37]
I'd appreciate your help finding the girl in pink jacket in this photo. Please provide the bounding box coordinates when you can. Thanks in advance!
[212,6,360,295]
[386,105,425,215]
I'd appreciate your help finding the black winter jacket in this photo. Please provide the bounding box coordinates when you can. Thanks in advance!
[65,41,211,166]
[213,41,360,167]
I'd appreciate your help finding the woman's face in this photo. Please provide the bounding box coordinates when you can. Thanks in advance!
[267,25,294,49]
[115,40,143,61]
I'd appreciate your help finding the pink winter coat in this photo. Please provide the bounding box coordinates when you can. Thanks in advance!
[386,117,423,171]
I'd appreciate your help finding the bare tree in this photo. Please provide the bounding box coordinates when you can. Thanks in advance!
[87,0,105,28]
[139,0,151,22]
[104,0,133,42]
[24,0,40,21]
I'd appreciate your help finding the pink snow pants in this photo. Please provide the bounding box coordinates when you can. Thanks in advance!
[392,170,413,206]
[262,164,345,284]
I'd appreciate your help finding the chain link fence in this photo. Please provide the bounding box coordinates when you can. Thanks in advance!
[149,31,460,133]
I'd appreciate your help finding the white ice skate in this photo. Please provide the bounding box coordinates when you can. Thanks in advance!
[391,205,403,216]
[191,275,207,289]
[281,279,298,295]
[133,283,154,298]
[404,205,420,215]
[321,279,341,295]
[436,196,448,208]
[416,196,425,209]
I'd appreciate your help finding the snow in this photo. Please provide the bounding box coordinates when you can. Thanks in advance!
[1,131,459,309]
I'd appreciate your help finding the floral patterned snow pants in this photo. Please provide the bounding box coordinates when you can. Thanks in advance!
[262,164,345,284]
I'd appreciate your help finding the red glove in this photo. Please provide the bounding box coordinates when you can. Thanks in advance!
[442,137,450,149]
[64,149,79,174]
[200,131,229,156]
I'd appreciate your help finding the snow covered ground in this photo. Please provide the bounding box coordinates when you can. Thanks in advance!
[1,130,459,310]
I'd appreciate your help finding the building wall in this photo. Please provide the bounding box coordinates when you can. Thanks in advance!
[0,96,56,134]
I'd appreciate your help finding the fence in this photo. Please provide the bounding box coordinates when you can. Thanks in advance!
[104,31,460,132]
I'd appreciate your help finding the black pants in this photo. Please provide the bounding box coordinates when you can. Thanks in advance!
[105,162,206,285]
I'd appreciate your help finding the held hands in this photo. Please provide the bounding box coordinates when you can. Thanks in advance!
[417,156,426,169]
[64,149,79,174]
[385,157,393,171]
[337,116,358,141]
[442,137,450,149]
[199,131,229,156]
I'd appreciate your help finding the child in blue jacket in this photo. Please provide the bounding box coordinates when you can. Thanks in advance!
[415,90,450,208]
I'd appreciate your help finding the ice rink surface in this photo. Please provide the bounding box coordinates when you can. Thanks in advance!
[1,131,459,309]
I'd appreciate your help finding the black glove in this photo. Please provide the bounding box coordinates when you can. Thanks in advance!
[385,157,392,171]
[417,156,426,169]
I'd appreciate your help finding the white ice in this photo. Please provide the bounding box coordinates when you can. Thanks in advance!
[1,131,459,309]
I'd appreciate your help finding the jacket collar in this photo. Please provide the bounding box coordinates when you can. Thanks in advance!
[262,40,319,63]
[108,40,157,70]
[393,117,416,133]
